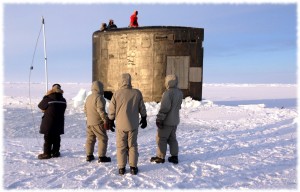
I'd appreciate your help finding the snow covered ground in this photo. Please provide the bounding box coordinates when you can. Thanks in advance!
[2,82,298,190]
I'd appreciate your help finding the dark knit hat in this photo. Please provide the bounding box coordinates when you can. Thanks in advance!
[52,84,63,93]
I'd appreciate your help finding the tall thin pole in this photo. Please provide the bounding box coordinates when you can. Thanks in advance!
[42,16,48,92]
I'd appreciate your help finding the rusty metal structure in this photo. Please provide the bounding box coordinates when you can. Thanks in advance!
[92,26,204,102]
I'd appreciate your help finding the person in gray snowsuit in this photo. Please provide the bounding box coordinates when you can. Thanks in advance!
[108,73,147,175]
[151,74,183,164]
[84,81,113,163]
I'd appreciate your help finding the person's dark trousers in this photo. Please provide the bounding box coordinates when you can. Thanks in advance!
[44,133,61,155]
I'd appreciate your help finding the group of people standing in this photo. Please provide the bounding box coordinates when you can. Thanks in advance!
[37,71,181,176]
[37,73,182,175]
[100,10,139,32]
[100,19,118,31]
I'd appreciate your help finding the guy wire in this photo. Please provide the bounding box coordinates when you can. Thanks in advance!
[29,22,43,147]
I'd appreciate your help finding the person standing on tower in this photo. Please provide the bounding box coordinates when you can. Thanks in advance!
[107,19,117,29]
[129,10,139,28]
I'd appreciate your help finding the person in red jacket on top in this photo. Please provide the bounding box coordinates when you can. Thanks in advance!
[129,10,139,28]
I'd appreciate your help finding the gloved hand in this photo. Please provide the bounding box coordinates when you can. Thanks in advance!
[156,119,163,129]
[108,119,115,132]
[140,116,147,129]
[103,121,109,130]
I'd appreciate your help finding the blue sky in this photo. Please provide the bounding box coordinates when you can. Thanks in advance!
[2,1,297,83]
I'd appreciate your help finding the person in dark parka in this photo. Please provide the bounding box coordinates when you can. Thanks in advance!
[100,23,107,31]
[37,84,67,159]
[107,19,117,29]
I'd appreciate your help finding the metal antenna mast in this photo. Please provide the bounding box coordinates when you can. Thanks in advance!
[42,16,48,92]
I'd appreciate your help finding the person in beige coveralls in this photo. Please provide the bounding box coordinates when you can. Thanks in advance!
[84,81,114,163]
[108,73,147,175]
[151,74,183,164]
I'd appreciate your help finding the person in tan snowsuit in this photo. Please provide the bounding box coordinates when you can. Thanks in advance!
[108,73,147,175]
[84,81,113,163]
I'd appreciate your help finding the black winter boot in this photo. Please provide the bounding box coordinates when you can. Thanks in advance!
[150,156,165,163]
[52,151,60,158]
[86,155,95,162]
[119,167,126,175]
[168,156,178,164]
[130,166,138,175]
[98,156,111,163]
[38,153,51,160]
